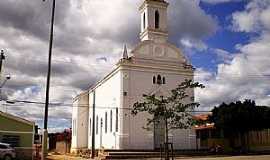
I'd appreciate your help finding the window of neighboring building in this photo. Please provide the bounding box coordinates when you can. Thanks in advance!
[155,10,160,29]
[105,112,108,133]
[153,76,156,84]
[2,135,20,147]
[96,116,99,135]
[110,110,113,132]
[116,108,119,132]
[157,75,162,84]
[0,144,7,149]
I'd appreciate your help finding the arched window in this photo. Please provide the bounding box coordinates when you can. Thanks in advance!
[100,118,103,134]
[163,77,166,84]
[157,75,162,84]
[153,76,156,84]
[155,10,160,29]
[96,116,98,135]
[143,12,146,29]
[110,110,113,132]
[89,118,91,135]
[116,108,119,132]
[105,112,107,133]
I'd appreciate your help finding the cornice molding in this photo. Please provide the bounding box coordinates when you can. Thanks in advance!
[139,0,169,11]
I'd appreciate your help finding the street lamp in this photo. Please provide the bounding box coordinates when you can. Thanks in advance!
[0,75,11,88]
[0,75,11,100]
[42,0,56,159]
[0,75,11,113]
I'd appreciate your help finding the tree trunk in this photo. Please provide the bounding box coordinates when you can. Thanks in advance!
[165,117,169,160]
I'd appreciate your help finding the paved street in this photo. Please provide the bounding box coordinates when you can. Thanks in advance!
[174,155,270,160]
[46,154,270,160]
[46,153,86,160]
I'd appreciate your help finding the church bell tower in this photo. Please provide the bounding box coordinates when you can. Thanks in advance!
[139,0,169,43]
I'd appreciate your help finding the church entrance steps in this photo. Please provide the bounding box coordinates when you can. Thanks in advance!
[99,151,161,160]
[98,149,209,159]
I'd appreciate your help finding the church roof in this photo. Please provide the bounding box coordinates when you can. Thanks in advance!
[145,0,168,4]
[140,0,169,10]
[147,0,165,2]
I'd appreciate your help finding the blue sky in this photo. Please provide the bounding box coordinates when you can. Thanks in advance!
[194,0,270,110]
[192,1,249,71]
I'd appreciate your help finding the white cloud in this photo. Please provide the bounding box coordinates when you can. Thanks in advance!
[180,38,208,51]
[170,0,217,44]
[195,68,214,83]
[260,7,270,30]
[231,0,270,32]
[213,48,234,63]
[196,0,270,110]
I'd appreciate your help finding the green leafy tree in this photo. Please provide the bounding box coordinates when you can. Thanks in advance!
[131,80,204,159]
[209,100,270,151]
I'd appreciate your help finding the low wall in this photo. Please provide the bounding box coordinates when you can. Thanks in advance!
[15,148,33,160]
[55,141,71,154]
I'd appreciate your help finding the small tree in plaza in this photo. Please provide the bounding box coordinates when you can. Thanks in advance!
[131,79,204,160]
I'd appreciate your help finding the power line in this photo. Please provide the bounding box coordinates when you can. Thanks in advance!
[3,99,212,112]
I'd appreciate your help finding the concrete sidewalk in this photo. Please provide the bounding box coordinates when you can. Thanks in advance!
[147,155,270,160]
[46,153,270,160]
[46,152,88,160]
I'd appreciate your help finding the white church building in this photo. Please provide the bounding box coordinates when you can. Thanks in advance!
[71,0,197,152]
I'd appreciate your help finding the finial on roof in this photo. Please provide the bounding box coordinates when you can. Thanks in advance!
[122,44,128,59]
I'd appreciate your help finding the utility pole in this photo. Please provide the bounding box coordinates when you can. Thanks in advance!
[91,91,96,158]
[0,50,5,102]
[42,0,56,159]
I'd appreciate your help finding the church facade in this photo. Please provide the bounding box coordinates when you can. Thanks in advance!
[71,0,197,152]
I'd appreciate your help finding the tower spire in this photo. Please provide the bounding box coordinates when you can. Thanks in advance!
[122,44,128,59]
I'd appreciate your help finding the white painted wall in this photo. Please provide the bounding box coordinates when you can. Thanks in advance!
[71,93,89,149]
[122,67,195,150]
[88,70,122,149]
[71,100,78,149]
[73,42,196,150]
[73,0,197,151]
